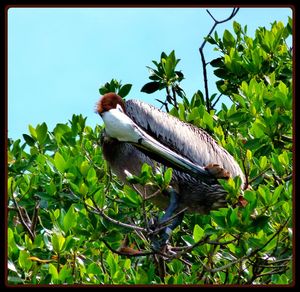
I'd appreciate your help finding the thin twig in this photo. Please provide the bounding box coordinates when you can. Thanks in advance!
[203,218,290,273]
[30,197,40,235]
[212,93,223,109]
[248,166,272,184]
[148,207,188,235]
[102,239,155,257]
[84,200,146,232]
[199,8,239,112]
[240,147,250,189]
[170,236,237,252]
[171,86,178,109]
[145,189,161,201]
[246,268,289,284]
[12,194,35,241]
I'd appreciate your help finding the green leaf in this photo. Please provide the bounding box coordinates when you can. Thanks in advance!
[141,163,153,176]
[259,156,268,169]
[228,111,246,123]
[99,86,109,95]
[169,106,179,118]
[164,168,173,185]
[251,215,269,232]
[161,51,168,60]
[18,250,32,272]
[106,253,118,277]
[205,35,217,45]
[80,161,90,177]
[141,82,161,94]
[8,228,18,256]
[94,187,105,209]
[203,111,214,130]
[278,151,289,166]
[36,122,48,145]
[49,263,59,281]
[7,177,16,198]
[175,70,184,81]
[109,79,120,92]
[178,103,185,121]
[28,124,37,139]
[229,207,239,226]
[167,259,184,274]
[53,123,71,143]
[233,21,241,35]
[164,51,176,79]
[214,68,228,79]
[223,29,235,48]
[86,167,97,185]
[187,108,200,122]
[118,84,132,98]
[271,154,285,176]
[193,224,204,242]
[123,258,131,270]
[181,234,195,246]
[244,138,262,151]
[58,265,72,282]
[23,134,36,146]
[246,149,252,161]
[69,181,79,194]
[210,57,223,68]
[122,185,141,207]
[211,209,228,228]
[273,185,284,203]
[63,205,75,232]
[51,233,66,253]
[87,262,102,275]
[250,121,265,138]
[136,267,149,284]
[54,152,67,173]
[79,183,89,196]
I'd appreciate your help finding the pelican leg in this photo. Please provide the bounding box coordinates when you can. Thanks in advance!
[151,189,184,251]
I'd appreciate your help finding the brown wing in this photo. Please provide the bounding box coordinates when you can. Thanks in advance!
[125,99,245,185]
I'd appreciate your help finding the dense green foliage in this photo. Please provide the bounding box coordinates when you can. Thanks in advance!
[7,18,293,285]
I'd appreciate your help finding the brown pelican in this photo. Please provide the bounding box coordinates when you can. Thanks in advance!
[96,92,245,249]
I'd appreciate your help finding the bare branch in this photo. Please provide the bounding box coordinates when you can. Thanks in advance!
[203,218,290,274]
[148,207,188,235]
[248,166,272,185]
[102,239,155,257]
[30,196,40,235]
[206,8,239,25]
[199,8,240,111]
[211,93,223,109]
[84,200,146,232]
[12,194,35,241]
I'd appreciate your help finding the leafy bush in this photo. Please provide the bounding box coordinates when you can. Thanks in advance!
[7,16,293,285]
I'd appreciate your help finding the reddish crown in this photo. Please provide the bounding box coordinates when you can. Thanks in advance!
[96,93,126,114]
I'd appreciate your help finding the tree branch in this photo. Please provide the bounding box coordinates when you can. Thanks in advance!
[84,199,146,232]
[101,239,155,257]
[11,194,35,241]
[199,8,239,112]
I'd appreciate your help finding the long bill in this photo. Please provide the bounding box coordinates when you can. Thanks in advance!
[132,126,212,178]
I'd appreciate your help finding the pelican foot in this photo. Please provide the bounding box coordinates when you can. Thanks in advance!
[149,188,185,251]
[204,163,231,179]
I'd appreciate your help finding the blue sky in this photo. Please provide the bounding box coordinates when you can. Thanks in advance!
[8,7,292,141]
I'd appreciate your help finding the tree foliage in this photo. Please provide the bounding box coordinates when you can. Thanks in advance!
[7,16,293,285]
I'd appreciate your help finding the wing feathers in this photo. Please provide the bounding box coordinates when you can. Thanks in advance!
[125,99,245,185]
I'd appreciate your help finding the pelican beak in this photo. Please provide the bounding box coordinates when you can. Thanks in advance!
[133,125,212,178]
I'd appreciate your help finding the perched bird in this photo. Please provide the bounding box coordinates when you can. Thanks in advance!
[96,92,245,249]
